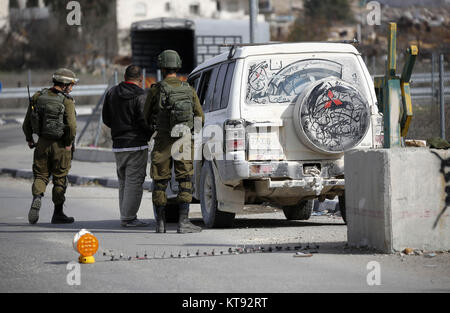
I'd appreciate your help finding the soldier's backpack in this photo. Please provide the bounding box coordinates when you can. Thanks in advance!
[158,81,195,133]
[31,89,66,140]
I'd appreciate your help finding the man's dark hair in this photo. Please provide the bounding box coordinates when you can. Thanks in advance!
[162,68,178,75]
[125,65,142,81]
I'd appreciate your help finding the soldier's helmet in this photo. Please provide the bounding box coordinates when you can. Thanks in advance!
[52,68,79,85]
[157,50,182,70]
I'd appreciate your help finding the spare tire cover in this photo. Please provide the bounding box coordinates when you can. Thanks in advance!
[293,79,370,154]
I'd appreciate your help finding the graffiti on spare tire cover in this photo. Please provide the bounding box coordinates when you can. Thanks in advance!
[301,80,369,152]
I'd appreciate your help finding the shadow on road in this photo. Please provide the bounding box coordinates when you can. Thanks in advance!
[226,217,345,229]
[0,216,344,233]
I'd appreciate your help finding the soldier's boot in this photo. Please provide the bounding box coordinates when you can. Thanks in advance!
[28,195,42,224]
[155,206,166,233]
[51,203,74,224]
[177,203,202,234]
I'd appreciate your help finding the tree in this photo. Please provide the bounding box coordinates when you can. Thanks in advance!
[287,0,355,42]
[303,0,354,25]
[0,0,117,70]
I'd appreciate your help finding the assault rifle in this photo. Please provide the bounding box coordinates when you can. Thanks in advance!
[27,85,36,149]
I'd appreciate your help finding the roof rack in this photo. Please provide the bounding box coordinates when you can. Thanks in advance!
[221,38,359,48]
[223,39,359,59]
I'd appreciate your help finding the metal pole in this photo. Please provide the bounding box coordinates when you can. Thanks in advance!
[439,54,446,139]
[27,69,32,87]
[372,55,375,75]
[431,53,435,102]
[157,69,162,82]
[357,23,362,44]
[249,0,258,43]
[102,67,106,84]
[142,68,146,89]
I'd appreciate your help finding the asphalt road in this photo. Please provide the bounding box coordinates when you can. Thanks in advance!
[0,109,92,149]
[0,176,449,293]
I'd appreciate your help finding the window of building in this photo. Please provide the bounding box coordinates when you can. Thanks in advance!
[27,0,39,8]
[165,2,171,11]
[259,0,272,11]
[10,0,19,9]
[189,4,200,15]
[134,2,147,17]
[227,0,239,12]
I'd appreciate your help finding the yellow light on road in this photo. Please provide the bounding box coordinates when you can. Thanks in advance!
[73,229,98,264]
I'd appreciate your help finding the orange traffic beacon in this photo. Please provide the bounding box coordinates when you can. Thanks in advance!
[73,229,99,264]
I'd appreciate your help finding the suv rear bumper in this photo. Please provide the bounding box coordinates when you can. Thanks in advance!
[217,159,344,182]
[216,159,345,198]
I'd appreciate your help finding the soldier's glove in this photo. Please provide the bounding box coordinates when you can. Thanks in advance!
[27,141,36,149]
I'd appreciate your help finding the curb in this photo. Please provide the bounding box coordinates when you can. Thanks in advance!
[0,168,153,190]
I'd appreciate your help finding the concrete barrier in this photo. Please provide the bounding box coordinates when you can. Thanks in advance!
[73,146,116,162]
[345,148,450,253]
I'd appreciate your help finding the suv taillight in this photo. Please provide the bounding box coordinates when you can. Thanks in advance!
[224,119,246,156]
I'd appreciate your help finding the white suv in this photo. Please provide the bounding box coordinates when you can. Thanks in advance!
[178,42,382,228]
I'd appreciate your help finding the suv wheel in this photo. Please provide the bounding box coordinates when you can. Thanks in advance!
[282,200,313,220]
[200,161,235,228]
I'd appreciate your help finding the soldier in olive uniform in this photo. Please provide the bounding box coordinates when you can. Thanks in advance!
[22,68,78,224]
[144,50,204,233]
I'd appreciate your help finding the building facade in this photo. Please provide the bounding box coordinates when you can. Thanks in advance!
[116,0,272,55]
[0,0,9,31]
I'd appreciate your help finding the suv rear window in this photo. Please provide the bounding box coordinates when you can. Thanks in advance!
[245,58,343,105]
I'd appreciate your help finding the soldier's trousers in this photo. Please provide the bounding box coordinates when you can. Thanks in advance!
[32,137,72,205]
[151,134,194,207]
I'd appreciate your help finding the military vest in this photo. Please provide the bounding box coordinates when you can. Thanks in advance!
[32,89,66,140]
[156,81,195,135]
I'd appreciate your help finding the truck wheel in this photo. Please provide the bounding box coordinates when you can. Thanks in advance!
[338,195,347,224]
[200,161,235,228]
[282,200,313,220]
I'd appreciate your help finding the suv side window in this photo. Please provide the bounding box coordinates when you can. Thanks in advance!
[196,70,211,112]
[188,75,201,92]
[220,61,235,110]
[203,66,219,113]
[212,63,228,111]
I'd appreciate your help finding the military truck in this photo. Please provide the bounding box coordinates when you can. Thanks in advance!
[131,18,196,85]
[130,17,270,86]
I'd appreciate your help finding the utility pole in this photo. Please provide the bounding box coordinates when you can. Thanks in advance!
[439,54,446,139]
[249,0,258,43]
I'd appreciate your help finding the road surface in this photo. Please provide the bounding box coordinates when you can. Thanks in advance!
[0,176,449,293]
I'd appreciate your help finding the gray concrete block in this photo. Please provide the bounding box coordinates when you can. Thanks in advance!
[73,147,116,162]
[345,148,450,253]
[15,170,33,179]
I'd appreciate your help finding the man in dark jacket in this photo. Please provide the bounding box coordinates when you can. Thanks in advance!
[102,65,152,227]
